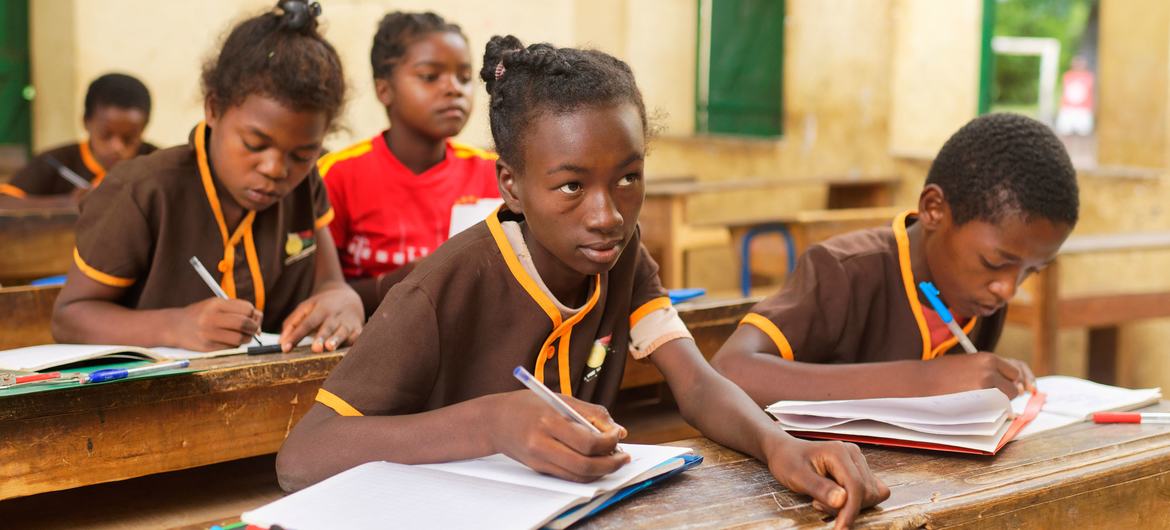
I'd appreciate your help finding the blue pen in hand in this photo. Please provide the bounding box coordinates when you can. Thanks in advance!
[513,366,603,434]
[85,360,191,384]
[918,281,978,353]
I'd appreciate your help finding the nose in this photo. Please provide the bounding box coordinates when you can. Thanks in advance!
[442,73,465,97]
[584,190,623,234]
[988,274,1018,303]
[257,150,288,180]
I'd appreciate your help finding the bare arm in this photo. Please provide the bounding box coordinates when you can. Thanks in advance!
[279,228,364,351]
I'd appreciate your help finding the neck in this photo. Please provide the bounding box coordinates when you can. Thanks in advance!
[521,222,590,307]
[905,220,933,305]
[384,127,446,175]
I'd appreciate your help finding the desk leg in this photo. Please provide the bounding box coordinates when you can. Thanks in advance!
[1088,326,1121,385]
[1031,261,1059,376]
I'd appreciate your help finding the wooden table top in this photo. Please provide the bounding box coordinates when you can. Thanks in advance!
[582,402,1170,529]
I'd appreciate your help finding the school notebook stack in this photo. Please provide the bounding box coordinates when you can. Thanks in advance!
[0,332,298,371]
[242,443,701,530]
[767,375,1162,455]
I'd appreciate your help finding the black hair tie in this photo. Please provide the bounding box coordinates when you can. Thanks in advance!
[278,0,321,30]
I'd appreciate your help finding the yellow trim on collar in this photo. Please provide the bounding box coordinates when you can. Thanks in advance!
[485,206,562,328]
[79,140,107,187]
[929,314,980,359]
[739,312,795,361]
[892,209,933,361]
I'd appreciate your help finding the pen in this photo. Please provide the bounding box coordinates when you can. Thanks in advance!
[43,155,92,190]
[918,281,978,354]
[190,256,263,346]
[513,366,603,435]
[246,344,284,355]
[1092,412,1170,424]
[84,360,191,384]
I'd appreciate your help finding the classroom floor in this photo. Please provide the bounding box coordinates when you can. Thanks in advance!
[0,391,697,529]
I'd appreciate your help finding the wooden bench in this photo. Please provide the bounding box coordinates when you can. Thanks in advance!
[1008,231,1170,385]
[640,175,899,288]
[0,206,77,284]
[0,284,60,349]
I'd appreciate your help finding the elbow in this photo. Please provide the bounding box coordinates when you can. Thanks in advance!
[50,304,79,344]
[709,347,742,380]
[275,435,314,492]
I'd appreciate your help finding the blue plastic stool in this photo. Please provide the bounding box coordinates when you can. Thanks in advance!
[30,274,67,287]
[668,288,706,305]
[740,224,797,297]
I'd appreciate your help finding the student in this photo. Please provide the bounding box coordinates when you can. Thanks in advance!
[712,113,1079,405]
[319,11,498,313]
[277,36,889,528]
[51,0,363,353]
[0,73,156,200]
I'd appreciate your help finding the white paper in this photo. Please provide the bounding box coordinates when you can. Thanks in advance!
[449,198,505,238]
[1010,375,1163,439]
[767,388,1010,425]
[0,333,313,370]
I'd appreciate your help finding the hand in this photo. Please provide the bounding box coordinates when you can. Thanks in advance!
[488,390,631,482]
[925,353,1035,398]
[764,436,889,529]
[280,288,363,352]
[175,297,262,351]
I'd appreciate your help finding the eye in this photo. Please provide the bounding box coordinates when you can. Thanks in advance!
[558,182,582,194]
[242,140,265,153]
[617,173,641,187]
[980,256,1006,271]
[419,73,439,82]
[290,153,311,164]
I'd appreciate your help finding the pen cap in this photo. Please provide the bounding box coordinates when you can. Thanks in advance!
[918,281,955,323]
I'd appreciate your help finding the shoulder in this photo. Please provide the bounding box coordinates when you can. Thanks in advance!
[93,144,198,205]
[138,141,160,155]
[399,222,500,292]
[814,225,897,267]
[448,140,499,173]
[317,137,377,179]
[37,142,83,160]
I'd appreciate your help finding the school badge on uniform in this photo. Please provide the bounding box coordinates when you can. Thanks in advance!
[583,335,612,383]
[284,230,318,265]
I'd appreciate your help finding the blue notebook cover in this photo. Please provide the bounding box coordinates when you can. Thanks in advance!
[546,453,703,528]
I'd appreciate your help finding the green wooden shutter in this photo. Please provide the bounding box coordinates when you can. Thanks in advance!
[0,0,31,149]
[699,0,784,137]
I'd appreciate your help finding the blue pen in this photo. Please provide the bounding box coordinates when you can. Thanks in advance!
[513,366,603,434]
[84,360,191,384]
[918,281,978,353]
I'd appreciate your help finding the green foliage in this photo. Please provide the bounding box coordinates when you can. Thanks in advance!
[992,0,1093,105]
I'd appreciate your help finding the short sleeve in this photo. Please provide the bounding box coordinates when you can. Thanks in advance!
[7,156,60,196]
[740,244,852,363]
[626,242,691,359]
[72,176,153,288]
[306,168,334,230]
[317,282,441,416]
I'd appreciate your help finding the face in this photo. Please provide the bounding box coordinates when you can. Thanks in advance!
[919,186,1073,318]
[84,105,148,169]
[204,94,327,212]
[499,103,646,278]
[376,31,474,141]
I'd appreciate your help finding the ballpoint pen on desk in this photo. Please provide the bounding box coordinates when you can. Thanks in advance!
[84,360,190,384]
[43,155,92,190]
[0,371,82,388]
[1093,412,1170,424]
[189,256,264,347]
[918,281,978,354]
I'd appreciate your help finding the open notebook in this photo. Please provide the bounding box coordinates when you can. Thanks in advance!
[767,375,1162,455]
[0,333,306,371]
[242,443,699,530]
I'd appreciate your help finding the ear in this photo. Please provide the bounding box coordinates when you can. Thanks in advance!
[375,77,394,109]
[203,98,220,128]
[497,161,523,214]
[917,183,950,231]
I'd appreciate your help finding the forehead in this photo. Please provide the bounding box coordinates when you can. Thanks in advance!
[224,95,327,143]
[521,103,645,170]
[88,106,148,129]
[954,214,1072,262]
[401,31,470,65]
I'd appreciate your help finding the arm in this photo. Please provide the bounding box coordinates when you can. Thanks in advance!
[51,264,261,351]
[654,338,889,529]
[279,228,364,352]
[712,325,1031,404]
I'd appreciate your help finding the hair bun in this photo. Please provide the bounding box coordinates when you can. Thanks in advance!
[277,0,320,32]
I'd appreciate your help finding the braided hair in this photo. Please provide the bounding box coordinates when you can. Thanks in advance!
[202,0,346,128]
[927,113,1079,226]
[479,35,647,171]
[371,11,466,79]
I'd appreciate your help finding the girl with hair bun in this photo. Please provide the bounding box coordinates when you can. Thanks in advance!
[54,1,363,354]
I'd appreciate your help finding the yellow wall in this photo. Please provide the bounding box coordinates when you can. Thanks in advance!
[1097,0,1170,169]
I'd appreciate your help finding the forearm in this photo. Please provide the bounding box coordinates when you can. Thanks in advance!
[276,395,500,491]
[714,351,932,404]
[670,363,787,463]
[52,299,184,347]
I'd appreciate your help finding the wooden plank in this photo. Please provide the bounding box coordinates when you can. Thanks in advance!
[0,206,77,283]
[579,402,1170,528]
[1009,290,1170,329]
[0,284,60,349]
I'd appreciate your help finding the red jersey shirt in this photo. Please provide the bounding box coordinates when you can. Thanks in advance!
[320,133,499,279]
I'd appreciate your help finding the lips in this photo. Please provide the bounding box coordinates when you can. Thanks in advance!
[245,187,280,207]
[436,105,467,119]
[579,240,623,264]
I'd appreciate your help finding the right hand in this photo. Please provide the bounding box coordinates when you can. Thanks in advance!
[173,297,263,351]
[924,352,1035,398]
[488,390,631,482]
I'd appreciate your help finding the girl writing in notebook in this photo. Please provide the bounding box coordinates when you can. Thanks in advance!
[52,1,362,353]
[277,36,888,528]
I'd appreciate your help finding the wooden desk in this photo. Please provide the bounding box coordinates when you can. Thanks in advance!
[1008,231,1170,383]
[641,176,898,289]
[0,284,60,349]
[0,298,754,500]
[583,402,1170,528]
[0,206,77,284]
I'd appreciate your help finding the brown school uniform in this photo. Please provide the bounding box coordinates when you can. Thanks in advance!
[316,207,692,417]
[72,122,333,332]
[0,141,157,197]
[741,210,1006,363]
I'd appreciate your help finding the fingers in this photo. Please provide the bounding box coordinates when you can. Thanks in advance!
[529,434,630,482]
[1016,360,1037,393]
[280,300,321,352]
[566,397,627,439]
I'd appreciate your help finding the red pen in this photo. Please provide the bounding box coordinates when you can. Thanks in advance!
[1092,412,1170,424]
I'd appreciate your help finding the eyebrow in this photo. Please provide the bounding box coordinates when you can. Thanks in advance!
[544,153,644,176]
[247,127,320,151]
[412,61,471,69]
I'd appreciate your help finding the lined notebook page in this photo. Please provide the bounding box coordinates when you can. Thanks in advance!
[242,462,585,530]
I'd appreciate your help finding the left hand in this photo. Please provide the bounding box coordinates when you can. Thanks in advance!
[764,435,890,529]
[280,288,363,352]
